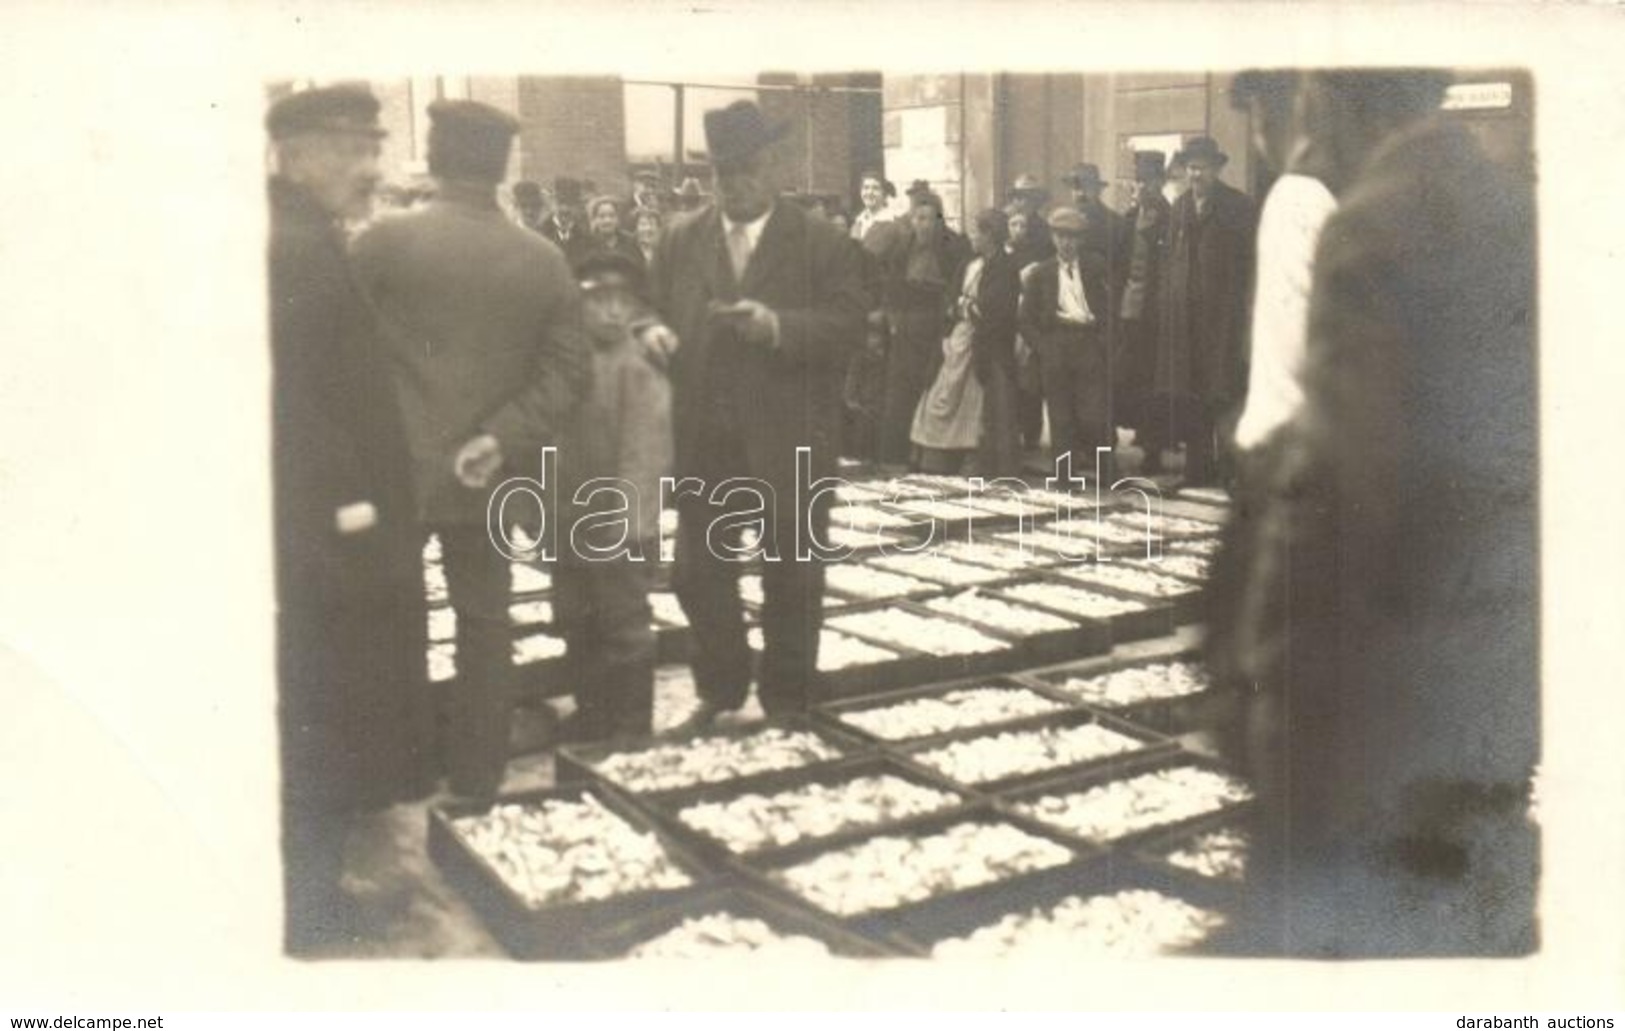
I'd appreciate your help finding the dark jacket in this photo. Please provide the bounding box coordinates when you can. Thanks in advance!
[1018,249,1115,344]
[268,177,419,608]
[650,202,867,493]
[953,249,1021,381]
[580,229,648,276]
[351,182,592,526]
[1159,178,1258,405]
[1119,191,1172,322]
[540,216,595,268]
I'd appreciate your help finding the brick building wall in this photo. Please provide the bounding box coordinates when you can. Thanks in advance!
[516,76,627,196]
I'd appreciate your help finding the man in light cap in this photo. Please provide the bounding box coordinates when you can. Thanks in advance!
[265,83,432,953]
[650,99,866,731]
[1019,206,1117,476]
[351,99,591,804]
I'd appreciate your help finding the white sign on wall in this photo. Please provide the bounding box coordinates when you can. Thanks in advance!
[1443,82,1514,111]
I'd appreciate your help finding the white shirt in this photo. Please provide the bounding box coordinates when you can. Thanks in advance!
[721,205,773,278]
[1235,173,1339,450]
[1056,257,1095,325]
[851,206,894,242]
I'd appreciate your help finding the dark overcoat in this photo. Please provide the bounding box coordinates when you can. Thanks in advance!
[268,176,428,811]
[1158,179,1258,406]
[650,202,866,497]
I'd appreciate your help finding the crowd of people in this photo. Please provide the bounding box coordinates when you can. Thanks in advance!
[268,71,1537,958]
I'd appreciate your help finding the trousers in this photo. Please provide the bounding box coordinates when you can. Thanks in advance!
[553,559,658,740]
[432,525,514,799]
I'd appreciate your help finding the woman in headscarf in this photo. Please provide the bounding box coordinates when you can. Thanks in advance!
[910,208,1020,474]
[876,189,969,468]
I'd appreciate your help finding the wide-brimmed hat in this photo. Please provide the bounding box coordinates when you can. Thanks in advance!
[265,84,387,141]
[1178,136,1229,168]
[427,100,519,183]
[1061,163,1106,189]
[1047,206,1088,236]
[704,100,790,170]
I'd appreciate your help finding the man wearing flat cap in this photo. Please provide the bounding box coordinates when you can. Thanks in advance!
[1019,206,1117,477]
[650,99,866,731]
[351,99,591,804]
[623,170,664,233]
[1156,135,1257,486]
[266,83,433,953]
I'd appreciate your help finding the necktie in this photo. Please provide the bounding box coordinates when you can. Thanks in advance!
[727,222,752,282]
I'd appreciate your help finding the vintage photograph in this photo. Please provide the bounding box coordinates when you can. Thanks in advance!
[265,68,1538,961]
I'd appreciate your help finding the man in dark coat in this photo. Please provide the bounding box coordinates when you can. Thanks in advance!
[1117,151,1174,473]
[1019,207,1118,477]
[1155,136,1258,486]
[1062,162,1131,293]
[266,85,432,953]
[650,100,866,729]
[351,100,591,802]
[540,176,594,268]
[1208,72,1538,956]
[512,179,547,233]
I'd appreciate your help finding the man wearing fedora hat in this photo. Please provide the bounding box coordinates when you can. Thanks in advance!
[1118,150,1174,474]
[1062,162,1130,282]
[650,99,866,731]
[266,84,434,952]
[1006,172,1055,266]
[542,176,594,268]
[352,99,591,804]
[1156,134,1257,487]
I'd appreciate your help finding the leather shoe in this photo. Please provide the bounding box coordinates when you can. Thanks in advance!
[665,700,735,739]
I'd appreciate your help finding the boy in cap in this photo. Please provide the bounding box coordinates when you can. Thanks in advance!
[351,99,590,804]
[551,252,672,742]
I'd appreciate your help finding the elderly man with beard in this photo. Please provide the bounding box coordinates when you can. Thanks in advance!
[266,84,432,953]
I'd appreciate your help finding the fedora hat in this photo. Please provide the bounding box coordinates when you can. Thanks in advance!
[1178,136,1229,168]
[704,100,789,170]
[1061,163,1106,189]
[1132,151,1168,182]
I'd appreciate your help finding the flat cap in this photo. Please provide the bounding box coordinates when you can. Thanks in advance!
[1047,206,1088,235]
[265,84,386,141]
[427,99,520,183]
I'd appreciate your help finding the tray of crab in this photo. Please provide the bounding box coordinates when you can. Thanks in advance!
[979,573,1178,646]
[734,803,1229,957]
[426,782,720,960]
[817,598,1090,687]
[1022,648,1219,735]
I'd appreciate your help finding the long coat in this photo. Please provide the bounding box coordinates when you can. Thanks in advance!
[1158,178,1258,406]
[268,176,428,811]
[650,202,866,495]
[350,183,591,527]
[1208,116,1538,955]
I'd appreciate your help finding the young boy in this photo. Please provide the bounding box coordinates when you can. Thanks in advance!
[552,252,673,742]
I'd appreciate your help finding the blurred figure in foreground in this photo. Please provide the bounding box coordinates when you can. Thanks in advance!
[1207,70,1539,957]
